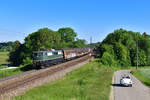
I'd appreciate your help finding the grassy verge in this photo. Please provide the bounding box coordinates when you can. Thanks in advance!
[131,67,150,87]
[12,59,118,100]
[0,68,23,78]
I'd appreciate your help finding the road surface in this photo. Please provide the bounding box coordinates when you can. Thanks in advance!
[113,70,150,100]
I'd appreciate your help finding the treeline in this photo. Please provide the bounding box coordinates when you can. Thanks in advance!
[97,29,150,67]
[0,42,15,52]
[9,27,88,66]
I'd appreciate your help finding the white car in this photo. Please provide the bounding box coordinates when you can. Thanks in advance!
[120,75,132,87]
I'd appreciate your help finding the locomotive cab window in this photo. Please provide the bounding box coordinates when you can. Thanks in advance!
[34,52,43,57]
[38,53,43,57]
[53,52,58,55]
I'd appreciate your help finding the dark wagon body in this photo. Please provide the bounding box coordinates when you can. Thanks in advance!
[33,48,91,68]
[63,48,90,59]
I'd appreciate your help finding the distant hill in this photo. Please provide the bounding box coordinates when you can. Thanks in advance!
[0,42,15,52]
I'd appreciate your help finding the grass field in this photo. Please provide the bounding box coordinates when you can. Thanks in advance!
[0,52,9,69]
[0,52,23,78]
[0,68,23,78]
[12,59,118,100]
[131,67,150,87]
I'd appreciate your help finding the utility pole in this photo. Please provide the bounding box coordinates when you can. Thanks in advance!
[136,41,138,70]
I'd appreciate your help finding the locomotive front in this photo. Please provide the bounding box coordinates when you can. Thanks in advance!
[33,50,64,68]
[33,51,44,68]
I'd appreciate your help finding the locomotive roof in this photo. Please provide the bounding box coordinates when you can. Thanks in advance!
[33,49,62,53]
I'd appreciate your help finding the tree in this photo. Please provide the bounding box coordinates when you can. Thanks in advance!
[25,28,61,51]
[0,41,14,52]
[100,52,116,66]
[74,38,87,48]
[98,28,150,67]
[113,42,130,66]
[99,44,114,57]
[9,41,23,66]
[58,27,77,48]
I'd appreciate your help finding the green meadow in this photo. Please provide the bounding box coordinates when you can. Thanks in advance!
[0,52,9,68]
[131,67,150,87]
[0,52,22,78]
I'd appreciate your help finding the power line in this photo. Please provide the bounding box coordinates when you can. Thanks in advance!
[136,41,138,70]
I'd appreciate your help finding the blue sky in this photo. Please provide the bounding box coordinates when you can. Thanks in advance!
[0,0,150,43]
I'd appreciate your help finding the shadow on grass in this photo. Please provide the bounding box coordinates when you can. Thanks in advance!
[0,64,8,66]
[144,82,150,87]
[0,64,15,67]
[20,64,35,71]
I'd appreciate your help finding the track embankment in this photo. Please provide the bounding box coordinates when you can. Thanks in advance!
[0,55,93,100]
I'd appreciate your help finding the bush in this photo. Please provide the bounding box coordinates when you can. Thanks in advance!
[100,52,116,66]
[23,57,33,65]
[113,42,131,66]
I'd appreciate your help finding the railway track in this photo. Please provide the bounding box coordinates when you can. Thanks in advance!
[0,54,92,99]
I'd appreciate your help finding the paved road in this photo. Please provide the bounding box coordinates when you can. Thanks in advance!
[113,70,150,100]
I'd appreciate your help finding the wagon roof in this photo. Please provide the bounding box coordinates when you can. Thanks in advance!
[33,49,62,53]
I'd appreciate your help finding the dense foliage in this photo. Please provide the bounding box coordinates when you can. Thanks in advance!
[98,29,150,67]
[9,27,88,66]
[0,42,14,52]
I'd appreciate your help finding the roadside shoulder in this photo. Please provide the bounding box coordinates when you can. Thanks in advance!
[109,74,114,100]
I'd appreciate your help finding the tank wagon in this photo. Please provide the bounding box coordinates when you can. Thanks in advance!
[33,48,91,68]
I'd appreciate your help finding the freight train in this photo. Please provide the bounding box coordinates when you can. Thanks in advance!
[33,48,92,68]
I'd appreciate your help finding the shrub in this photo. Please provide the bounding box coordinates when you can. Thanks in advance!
[100,52,116,66]
[23,57,33,65]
